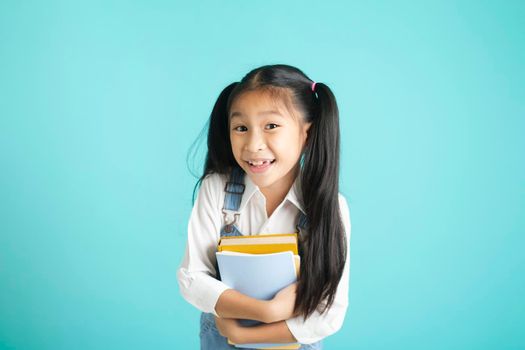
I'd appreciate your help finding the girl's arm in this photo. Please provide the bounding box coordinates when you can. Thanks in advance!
[215,289,271,323]
[215,317,297,344]
[216,283,298,324]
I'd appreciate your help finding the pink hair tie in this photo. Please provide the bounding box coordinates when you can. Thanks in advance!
[311,81,317,92]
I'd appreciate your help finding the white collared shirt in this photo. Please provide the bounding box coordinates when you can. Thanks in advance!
[177,171,351,344]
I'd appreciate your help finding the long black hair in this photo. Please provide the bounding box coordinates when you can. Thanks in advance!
[189,64,346,319]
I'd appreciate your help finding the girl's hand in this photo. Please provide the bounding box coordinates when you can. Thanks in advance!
[269,282,298,322]
[214,316,242,343]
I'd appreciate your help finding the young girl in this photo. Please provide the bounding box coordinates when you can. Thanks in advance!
[177,64,351,349]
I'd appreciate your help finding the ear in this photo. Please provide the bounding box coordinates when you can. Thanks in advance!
[301,121,313,142]
[304,121,312,132]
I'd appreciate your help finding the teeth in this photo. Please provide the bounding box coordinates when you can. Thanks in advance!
[248,160,273,166]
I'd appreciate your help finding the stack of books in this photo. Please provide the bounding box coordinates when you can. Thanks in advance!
[216,233,301,350]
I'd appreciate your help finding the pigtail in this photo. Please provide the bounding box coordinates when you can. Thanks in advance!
[295,82,347,319]
[191,82,239,204]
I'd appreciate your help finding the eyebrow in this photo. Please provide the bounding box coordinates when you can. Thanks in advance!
[229,110,284,119]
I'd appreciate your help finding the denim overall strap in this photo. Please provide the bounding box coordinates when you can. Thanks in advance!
[215,168,245,286]
[222,167,245,236]
[295,211,308,267]
[223,167,245,211]
[296,211,308,233]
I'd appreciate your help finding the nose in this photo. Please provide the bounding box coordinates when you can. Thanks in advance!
[245,129,267,153]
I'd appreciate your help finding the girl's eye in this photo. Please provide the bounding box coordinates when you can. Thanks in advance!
[266,124,279,130]
[233,126,247,132]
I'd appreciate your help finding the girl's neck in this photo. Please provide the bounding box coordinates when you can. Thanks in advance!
[259,165,300,218]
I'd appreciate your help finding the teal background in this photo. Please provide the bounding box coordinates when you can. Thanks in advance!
[1,1,523,349]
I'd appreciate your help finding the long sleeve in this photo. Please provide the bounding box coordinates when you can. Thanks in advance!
[177,174,231,316]
[285,194,352,344]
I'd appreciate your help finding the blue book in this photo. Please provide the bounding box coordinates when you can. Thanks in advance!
[216,251,300,349]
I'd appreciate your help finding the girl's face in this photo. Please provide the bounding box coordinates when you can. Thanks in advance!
[229,89,311,192]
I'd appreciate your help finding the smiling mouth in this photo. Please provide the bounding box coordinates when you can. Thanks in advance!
[246,159,276,166]
[244,159,276,172]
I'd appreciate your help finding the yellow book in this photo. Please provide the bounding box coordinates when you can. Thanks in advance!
[218,233,299,255]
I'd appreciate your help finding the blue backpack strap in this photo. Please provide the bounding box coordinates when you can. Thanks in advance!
[222,167,245,233]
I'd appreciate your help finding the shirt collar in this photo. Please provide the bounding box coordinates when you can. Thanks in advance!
[238,170,305,214]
